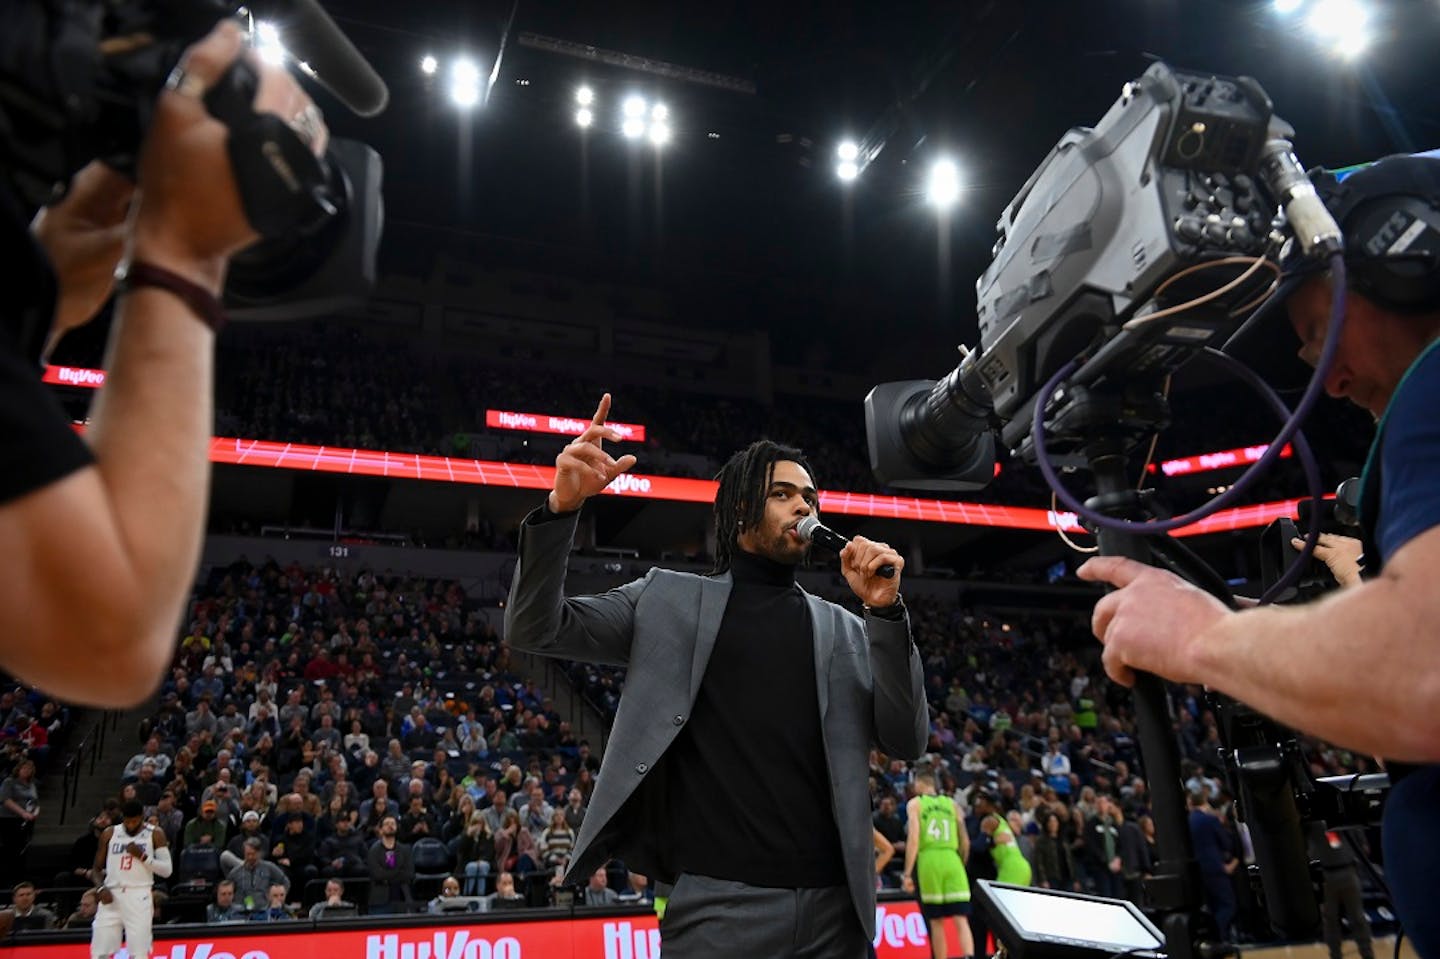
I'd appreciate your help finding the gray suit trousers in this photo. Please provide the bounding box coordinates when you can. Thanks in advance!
[662,873,870,959]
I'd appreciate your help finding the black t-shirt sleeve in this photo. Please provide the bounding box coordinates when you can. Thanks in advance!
[0,338,94,504]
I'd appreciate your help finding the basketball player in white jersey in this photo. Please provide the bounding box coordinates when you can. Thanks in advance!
[91,800,172,959]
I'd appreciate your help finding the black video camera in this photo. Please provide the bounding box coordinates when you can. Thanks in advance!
[0,0,388,357]
[865,61,1338,489]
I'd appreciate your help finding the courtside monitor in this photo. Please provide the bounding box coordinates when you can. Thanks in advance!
[975,880,1165,959]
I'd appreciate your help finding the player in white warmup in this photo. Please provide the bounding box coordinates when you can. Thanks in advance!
[91,800,172,959]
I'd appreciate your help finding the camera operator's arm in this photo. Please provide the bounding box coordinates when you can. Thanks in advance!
[1079,528,1440,762]
[0,21,328,706]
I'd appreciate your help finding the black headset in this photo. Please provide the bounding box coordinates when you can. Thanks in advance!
[1310,154,1440,312]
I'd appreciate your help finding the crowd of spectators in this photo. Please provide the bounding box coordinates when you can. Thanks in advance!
[6,556,617,925]
[1,554,1375,938]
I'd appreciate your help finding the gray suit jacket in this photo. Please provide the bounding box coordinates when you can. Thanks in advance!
[503,508,928,938]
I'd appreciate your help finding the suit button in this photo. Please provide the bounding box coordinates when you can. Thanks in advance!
[635,762,648,774]
[673,715,684,725]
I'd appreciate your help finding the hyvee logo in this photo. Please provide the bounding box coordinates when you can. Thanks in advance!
[603,920,661,959]
[873,905,929,949]
[116,944,269,959]
[606,474,652,494]
[57,366,106,386]
[497,412,538,429]
[367,931,521,959]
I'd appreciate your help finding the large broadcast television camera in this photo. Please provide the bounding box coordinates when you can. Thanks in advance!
[866,61,1382,956]
[866,61,1337,487]
[0,0,389,359]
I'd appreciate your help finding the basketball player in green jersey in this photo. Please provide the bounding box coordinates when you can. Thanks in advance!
[903,772,974,959]
[981,809,1033,887]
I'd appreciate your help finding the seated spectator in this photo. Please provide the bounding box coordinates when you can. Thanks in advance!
[441,794,476,843]
[62,889,99,929]
[132,762,163,807]
[479,790,509,835]
[562,789,587,831]
[308,879,357,920]
[366,816,414,915]
[56,812,109,890]
[215,702,246,741]
[183,800,226,850]
[538,810,575,872]
[428,876,470,914]
[123,738,171,780]
[457,812,497,895]
[186,699,219,738]
[358,780,399,835]
[616,872,653,904]
[521,788,553,841]
[399,794,436,844]
[270,814,319,886]
[206,880,246,923]
[228,838,289,914]
[151,792,183,841]
[484,872,527,911]
[8,882,56,931]
[318,816,368,877]
[579,866,618,907]
[12,716,49,769]
[253,883,292,922]
[222,810,266,872]
[342,720,369,758]
[494,808,537,876]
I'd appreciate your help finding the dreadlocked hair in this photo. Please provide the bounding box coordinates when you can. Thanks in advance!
[710,438,815,575]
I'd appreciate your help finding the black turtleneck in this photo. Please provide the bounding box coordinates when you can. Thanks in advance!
[664,548,846,888]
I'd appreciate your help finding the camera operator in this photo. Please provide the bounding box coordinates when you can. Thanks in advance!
[1078,156,1440,958]
[0,20,327,706]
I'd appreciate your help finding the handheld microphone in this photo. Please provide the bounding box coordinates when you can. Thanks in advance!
[796,516,896,578]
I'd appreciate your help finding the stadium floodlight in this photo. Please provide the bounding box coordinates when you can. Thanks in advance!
[837,160,859,182]
[652,103,669,121]
[649,121,671,146]
[927,158,961,208]
[1273,0,1303,13]
[575,107,593,128]
[1306,0,1367,41]
[623,95,648,118]
[450,57,481,108]
[576,85,594,106]
[622,116,646,139]
[420,54,438,76]
[255,21,286,66]
[1333,31,1369,58]
[837,140,860,162]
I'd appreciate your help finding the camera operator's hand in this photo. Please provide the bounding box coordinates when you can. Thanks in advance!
[30,162,134,350]
[548,394,638,514]
[1292,533,1364,589]
[1077,556,1231,687]
[130,19,329,294]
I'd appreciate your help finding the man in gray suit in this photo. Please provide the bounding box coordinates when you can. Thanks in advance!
[506,394,928,958]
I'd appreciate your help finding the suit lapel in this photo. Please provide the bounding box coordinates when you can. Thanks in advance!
[805,591,834,717]
[689,573,732,701]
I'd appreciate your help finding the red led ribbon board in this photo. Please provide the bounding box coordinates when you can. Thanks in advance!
[59,418,1307,536]
[2,903,934,959]
[198,435,1305,536]
[1155,443,1293,476]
